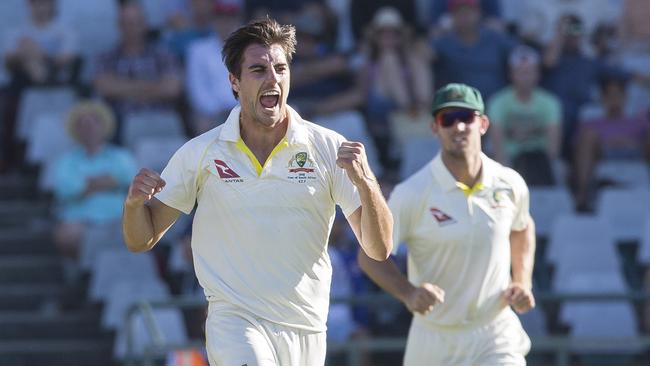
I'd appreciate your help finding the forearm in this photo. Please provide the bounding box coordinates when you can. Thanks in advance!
[358,251,412,303]
[511,217,536,288]
[122,201,157,252]
[357,179,393,260]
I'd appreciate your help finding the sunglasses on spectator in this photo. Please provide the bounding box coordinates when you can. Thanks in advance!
[436,109,481,128]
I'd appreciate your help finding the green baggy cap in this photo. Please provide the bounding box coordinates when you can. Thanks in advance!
[431,83,485,116]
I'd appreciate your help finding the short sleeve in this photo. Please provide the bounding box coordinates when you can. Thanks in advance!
[510,170,531,231]
[156,143,198,214]
[331,139,361,218]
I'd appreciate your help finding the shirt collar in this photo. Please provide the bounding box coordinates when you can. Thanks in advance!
[431,152,496,193]
[218,105,310,146]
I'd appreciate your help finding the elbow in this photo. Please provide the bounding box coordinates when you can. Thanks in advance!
[123,237,153,253]
[366,242,392,261]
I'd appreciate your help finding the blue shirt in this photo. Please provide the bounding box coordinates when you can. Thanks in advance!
[433,27,515,100]
[53,144,137,223]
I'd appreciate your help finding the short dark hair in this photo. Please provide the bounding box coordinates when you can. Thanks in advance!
[222,17,297,99]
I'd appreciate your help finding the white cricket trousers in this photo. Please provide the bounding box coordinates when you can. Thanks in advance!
[403,309,531,366]
[205,301,326,366]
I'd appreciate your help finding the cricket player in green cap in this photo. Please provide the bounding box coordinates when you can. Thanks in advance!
[360,83,536,365]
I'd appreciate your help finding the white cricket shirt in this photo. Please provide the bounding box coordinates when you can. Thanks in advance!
[156,106,361,331]
[390,152,530,328]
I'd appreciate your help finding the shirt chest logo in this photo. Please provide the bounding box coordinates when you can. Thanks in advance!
[429,207,457,226]
[287,151,317,183]
[214,159,243,182]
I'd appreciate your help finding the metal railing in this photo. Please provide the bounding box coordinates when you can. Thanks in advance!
[123,292,650,366]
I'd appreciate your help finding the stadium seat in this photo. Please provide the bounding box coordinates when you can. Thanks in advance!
[16,87,77,141]
[58,0,119,77]
[596,188,650,242]
[0,0,29,85]
[79,221,127,272]
[400,138,440,180]
[134,136,186,173]
[121,111,186,151]
[113,307,189,360]
[529,186,574,239]
[595,160,650,189]
[89,250,160,302]
[558,271,640,353]
[547,214,619,286]
[26,113,77,191]
[102,279,170,330]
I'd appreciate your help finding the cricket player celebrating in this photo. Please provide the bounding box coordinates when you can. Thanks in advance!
[360,83,535,365]
[122,18,392,366]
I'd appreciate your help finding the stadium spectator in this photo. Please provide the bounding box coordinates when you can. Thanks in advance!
[429,0,504,37]
[185,2,242,134]
[542,14,630,160]
[94,1,182,128]
[488,45,561,186]
[360,83,535,365]
[4,0,80,87]
[358,6,432,177]
[1,0,80,173]
[431,0,516,101]
[620,0,650,53]
[573,77,650,211]
[161,0,215,62]
[52,100,136,259]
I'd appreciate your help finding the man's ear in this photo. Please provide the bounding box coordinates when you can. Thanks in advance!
[479,114,490,135]
[430,118,439,136]
[229,73,239,93]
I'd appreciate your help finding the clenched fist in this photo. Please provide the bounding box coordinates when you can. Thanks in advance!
[503,283,535,314]
[336,141,376,186]
[403,283,445,315]
[125,168,166,207]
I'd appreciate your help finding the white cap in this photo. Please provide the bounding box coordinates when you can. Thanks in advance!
[372,7,403,28]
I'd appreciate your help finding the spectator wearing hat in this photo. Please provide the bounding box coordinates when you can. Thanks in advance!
[431,0,516,102]
[185,1,243,134]
[358,6,432,176]
[52,101,136,259]
[488,45,562,186]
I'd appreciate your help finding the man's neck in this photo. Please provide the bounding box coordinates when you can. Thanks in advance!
[442,152,483,187]
[514,87,533,102]
[239,114,288,165]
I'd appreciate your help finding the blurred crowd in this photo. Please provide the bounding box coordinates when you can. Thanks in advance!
[1,0,650,362]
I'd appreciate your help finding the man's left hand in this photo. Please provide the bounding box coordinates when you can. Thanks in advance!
[336,141,376,186]
[503,283,535,314]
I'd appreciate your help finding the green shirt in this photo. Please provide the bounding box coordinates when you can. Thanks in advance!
[488,87,561,159]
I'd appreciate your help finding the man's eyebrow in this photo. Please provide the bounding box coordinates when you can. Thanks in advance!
[248,63,266,69]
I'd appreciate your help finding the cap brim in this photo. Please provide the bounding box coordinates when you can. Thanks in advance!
[432,102,482,115]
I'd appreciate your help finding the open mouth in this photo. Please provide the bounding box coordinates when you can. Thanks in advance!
[259,90,280,109]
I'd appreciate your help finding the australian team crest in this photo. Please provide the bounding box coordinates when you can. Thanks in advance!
[288,151,316,182]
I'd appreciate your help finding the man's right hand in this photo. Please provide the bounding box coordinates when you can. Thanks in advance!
[403,283,445,315]
[125,168,166,207]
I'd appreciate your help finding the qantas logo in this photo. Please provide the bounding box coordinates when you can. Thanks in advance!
[429,207,456,226]
[214,160,242,182]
